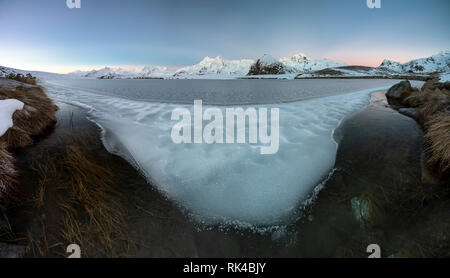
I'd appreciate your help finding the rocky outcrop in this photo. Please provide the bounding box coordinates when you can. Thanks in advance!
[248,54,291,75]
[386,79,450,180]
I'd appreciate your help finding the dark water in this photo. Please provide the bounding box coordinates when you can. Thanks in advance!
[45,78,415,105]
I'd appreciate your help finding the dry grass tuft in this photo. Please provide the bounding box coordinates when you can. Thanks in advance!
[0,142,17,210]
[424,115,450,177]
[402,88,428,107]
[0,84,57,210]
[415,91,450,125]
[394,79,450,177]
[30,132,131,257]
[0,85,58,148]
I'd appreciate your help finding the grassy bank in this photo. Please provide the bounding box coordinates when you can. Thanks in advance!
[386,78,450,180]
[0,79,57,209]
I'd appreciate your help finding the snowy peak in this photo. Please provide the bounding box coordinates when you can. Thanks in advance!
[0,66,18,78]
[279,53,347,73]
[377,51,450,73]
[279,53,308,64]
[68,66,174,79]
[199,56,226,66]
[174,56,254,77]
[378,59,403,72]
[258,54,281,66]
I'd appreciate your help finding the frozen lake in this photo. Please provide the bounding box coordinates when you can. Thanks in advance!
[44,78,414,104]
[42,78,423,228]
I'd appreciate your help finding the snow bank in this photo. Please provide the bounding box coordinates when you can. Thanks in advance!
[0,99,24,137]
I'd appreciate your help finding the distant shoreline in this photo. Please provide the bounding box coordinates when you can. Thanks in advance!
[293,75,431,81]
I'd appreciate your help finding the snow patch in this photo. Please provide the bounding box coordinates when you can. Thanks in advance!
[440,72,450,82]
[0,99,24,137]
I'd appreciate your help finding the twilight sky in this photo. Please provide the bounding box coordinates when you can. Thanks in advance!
[0,0,449,73]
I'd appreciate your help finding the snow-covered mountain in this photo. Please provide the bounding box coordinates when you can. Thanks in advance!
[68,66,174,79]
[0,66,18,78]
[173,56,254,77]
[377,51,450,73]
[280,53,348,73]
[248,54,293,75]
[0,66,64,80]
[3,50,449,80]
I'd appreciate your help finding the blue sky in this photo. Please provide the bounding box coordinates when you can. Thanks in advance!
[0,0,449,73]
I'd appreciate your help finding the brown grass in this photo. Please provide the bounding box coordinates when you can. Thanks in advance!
[401,88,425,107]
[398,79,450,177]
[424,116,450,177]
[0,142,17,210]
[415,90,450,125]
[0,85,58,149]
[0,84,57,213]
[29,132,131,257]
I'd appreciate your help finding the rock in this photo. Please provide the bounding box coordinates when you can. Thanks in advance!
[398,108,417,118]
[351,196,373,228]
[248,54,290,75]
[386,80,412,99]
[0,242,27,258]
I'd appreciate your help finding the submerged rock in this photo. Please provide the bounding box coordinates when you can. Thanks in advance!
[398,107,417,118]
[0,242,27,258]
[350,197,374,228]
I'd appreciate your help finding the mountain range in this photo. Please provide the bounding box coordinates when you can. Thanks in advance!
[1,51,449,80]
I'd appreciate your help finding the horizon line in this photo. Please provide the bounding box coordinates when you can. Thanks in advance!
[2,50,448,75]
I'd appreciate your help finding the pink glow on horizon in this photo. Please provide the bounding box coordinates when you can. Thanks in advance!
[324,49,437,68]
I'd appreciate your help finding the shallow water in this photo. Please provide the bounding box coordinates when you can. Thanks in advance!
[41,79,424,228]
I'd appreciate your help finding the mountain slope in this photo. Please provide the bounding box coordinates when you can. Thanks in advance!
[248,54,293,75]
[68,66,175,79]
[173,56,254,77]
[378,51,450,73]
[280,53,348,73]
